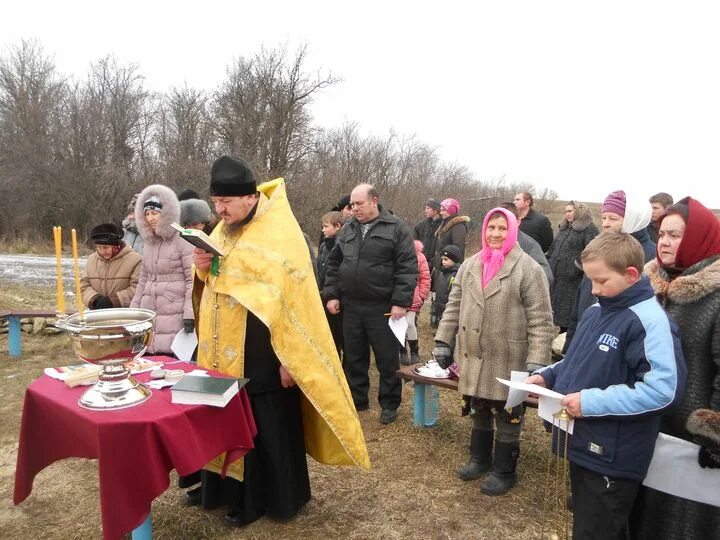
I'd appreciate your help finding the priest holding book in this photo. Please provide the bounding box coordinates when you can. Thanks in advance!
[191,155,370,527]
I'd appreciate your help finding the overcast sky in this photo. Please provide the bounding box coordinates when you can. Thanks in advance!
[3,0,720,207]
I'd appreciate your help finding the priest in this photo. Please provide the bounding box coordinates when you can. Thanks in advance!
[190,155,370,527]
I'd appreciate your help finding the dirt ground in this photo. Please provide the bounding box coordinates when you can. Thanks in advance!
[0,285,568,539]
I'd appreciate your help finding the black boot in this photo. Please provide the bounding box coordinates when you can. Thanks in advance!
[481,441,519,496]
[457,430,493,481]
[399,342,411,366]
[408,339,420,364]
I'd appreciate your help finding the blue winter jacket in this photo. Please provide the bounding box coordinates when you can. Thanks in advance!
[539,277,687,481]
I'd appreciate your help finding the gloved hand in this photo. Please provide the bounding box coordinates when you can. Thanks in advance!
[92,295,113,310]
[432,342,453,369]
[698,446,720,469]
[526,363,546,375]
[183,319,195,333]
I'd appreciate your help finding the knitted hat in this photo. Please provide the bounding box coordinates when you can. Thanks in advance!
[440,198,460,215]
[143,195,163,212]
[426,197,442,211]
[601,190,626,217]
[441,244,462,263]
[89,223,124,246]
[334,194,351,211]
[210,155,257,196]
[179,198,212,227]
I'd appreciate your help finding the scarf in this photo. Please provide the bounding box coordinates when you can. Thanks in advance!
[659,196,720,272]
[478,207,519,288]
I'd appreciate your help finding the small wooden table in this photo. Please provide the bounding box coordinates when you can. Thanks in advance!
[396,364,538,427]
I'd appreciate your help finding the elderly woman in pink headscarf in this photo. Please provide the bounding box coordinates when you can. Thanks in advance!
[433,207,555,497]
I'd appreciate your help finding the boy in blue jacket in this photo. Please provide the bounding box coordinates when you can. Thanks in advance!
[526,232,686,540]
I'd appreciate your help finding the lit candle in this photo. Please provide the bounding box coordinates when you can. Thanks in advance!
[53,227,65,316]
[71,228,85,322]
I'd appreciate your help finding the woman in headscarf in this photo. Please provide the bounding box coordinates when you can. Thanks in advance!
[630,197,720,539]
[130,184,195,355]
[433,207,555,496]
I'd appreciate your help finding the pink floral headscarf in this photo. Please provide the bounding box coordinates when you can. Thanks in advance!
[440,198,460,216]
[477,207,519,288]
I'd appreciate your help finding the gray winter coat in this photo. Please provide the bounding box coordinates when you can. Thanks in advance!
[546,204,599,327]
[434,244,555,400]
[130,184,194,354]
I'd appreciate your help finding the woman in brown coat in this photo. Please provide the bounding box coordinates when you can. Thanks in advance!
[433,207,555,496]
[80,223,142,309]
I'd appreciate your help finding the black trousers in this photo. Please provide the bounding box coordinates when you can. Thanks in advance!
[570,463,639,540]
[342,301,402,411]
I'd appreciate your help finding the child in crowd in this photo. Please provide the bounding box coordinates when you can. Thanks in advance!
[80,223,142,309]
[526,232,686,539]
[401,240,431,365]
[431,244,461,328]
[317,211,344,358]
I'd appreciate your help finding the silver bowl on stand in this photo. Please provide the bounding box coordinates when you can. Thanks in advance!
[56,308,156,410]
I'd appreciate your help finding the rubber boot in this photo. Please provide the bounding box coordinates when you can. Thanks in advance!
[481,441,519,496]
[408,339,420,364]
[457,430,493,481]
[399,342,411,366]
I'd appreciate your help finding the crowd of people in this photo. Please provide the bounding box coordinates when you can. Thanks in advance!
[76,157,718,538]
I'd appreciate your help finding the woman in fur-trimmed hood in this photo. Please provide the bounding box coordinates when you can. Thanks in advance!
[130,184,195,354]
[630,196,720,540]
[546,201,599,329]
[433,198,471,272]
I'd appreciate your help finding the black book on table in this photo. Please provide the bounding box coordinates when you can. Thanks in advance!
[171,375,248,407]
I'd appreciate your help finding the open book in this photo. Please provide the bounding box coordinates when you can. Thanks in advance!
[171,223,226,257]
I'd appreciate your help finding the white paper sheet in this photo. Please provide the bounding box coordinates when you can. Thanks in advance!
[388,316,408,346]
[503,371,532,409]
[643,432,720,508]
[496,377,574,434]
[171,330,198,363]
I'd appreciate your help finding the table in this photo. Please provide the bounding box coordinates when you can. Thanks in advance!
[13,357,256,540]
[396,364,538,427]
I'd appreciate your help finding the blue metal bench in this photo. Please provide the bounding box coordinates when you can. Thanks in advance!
[1,310,58,357]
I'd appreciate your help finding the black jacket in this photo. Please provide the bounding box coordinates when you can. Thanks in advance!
[316,236,335,288]
[323,207,418,307]
[432,263,459,320]
[519,208,554,253]
[414,217,442,262]
[433,215,470,270]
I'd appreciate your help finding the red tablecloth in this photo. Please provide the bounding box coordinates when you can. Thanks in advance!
[13,357,256,540]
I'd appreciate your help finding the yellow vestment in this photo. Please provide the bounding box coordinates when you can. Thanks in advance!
[194,179,370,480]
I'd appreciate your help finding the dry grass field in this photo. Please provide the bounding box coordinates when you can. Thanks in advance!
[0,287,568,539]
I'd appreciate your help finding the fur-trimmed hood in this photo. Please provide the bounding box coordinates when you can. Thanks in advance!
[559,202,595,232]
[687,409,720,445]
[644,255,720,304]
[134,184,181,241]
[436,215,470,237]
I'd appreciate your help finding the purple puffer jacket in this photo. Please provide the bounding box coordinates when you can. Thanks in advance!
[130,184,194,354]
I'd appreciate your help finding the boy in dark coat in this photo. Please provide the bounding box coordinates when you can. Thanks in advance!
[431,245,462,328]
[317,211,344,358]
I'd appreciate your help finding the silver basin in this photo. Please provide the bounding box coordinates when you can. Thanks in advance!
[56,308,156,410]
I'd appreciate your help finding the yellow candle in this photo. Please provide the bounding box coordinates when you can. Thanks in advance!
[54,227,65,315]
[71,229,85,322]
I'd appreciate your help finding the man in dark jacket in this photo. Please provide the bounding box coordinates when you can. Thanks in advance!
[324,183,418,424]
[414,197,443,262]
[514,191,554,253]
